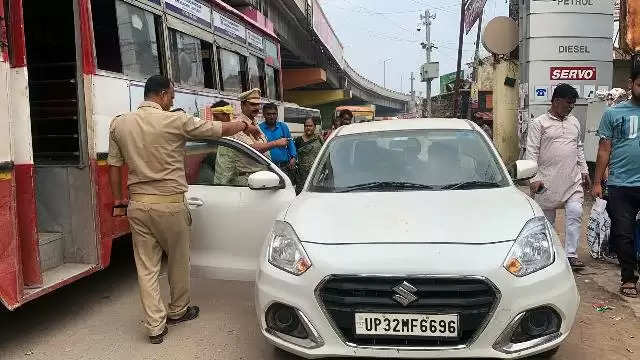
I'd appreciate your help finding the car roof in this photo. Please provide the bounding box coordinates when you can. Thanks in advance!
[335,118,475,136]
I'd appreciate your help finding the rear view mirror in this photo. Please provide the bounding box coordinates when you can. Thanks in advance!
[248,171,281,190]
[514,160,537,181]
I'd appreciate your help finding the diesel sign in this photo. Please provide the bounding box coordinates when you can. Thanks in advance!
[559,45,590,53]
[550,66,597,80]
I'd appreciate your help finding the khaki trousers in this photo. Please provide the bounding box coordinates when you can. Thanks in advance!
[127,200,192,336]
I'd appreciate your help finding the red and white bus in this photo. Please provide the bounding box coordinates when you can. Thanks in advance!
[0,0,318,310]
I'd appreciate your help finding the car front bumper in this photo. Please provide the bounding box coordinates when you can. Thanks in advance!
[255,241,579,359]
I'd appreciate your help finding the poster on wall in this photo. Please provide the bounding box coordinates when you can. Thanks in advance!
[213,11,246,43]
[165,0,212,28]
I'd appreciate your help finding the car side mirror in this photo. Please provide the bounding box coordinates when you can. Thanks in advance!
[514,160,537,181]
[248,171,282,190]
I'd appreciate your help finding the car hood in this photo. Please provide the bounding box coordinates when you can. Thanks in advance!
[285,187,535,245]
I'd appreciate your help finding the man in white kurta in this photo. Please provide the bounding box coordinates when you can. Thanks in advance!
[526,84,590,269]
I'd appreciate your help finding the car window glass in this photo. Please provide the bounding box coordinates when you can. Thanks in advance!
[185,142,268,187]
[309,130,508,192]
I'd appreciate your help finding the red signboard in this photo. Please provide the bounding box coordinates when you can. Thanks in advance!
[550,66,597,81]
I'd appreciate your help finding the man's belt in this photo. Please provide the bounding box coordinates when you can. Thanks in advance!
[130,194,184,204]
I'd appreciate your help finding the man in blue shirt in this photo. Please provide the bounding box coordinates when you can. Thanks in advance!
[259,102,297,184]
[593,69,640,298]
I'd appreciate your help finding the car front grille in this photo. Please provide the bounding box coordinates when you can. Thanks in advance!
[316,276,499,348]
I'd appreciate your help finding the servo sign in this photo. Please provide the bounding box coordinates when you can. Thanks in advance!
[550,66,596,81]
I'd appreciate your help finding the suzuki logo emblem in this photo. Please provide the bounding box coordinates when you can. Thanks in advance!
[392,281,418,307]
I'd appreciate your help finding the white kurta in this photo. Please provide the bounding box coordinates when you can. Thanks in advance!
[525,112,588,210]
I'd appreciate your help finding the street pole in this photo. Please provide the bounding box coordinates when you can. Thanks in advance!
[383,58,391,88]
[454,0,467,118]
[424,9,433,117]
[410,72,416,112]
[473,12,483,79]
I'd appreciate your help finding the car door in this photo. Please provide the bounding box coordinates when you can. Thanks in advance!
[184,138,295,281]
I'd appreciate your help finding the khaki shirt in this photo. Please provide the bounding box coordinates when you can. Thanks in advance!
[108,101,223,195]
[213,112,269,186]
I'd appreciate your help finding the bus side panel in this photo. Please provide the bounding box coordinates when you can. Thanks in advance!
[11,66,41,287]
[0,169,20,309]
[14,164,40,286]
[95,160,129,268]
[91,75,133,268]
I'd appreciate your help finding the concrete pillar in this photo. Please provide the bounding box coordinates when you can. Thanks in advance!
[492,60,520,166]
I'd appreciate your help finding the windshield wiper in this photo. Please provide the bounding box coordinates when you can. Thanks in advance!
[441,180,502,190]
[338,181,435,193]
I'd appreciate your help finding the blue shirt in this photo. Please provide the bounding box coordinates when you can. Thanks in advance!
[259,121,297,164]
[597,101,640,187]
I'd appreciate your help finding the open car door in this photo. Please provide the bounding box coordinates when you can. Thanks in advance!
[185,138,296,281]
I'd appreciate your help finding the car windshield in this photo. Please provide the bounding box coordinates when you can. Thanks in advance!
[308,129,510,193]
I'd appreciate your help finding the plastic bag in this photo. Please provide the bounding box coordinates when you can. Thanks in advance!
[587,198,618,264]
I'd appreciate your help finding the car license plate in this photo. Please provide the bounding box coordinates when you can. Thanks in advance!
[354,313,458,337]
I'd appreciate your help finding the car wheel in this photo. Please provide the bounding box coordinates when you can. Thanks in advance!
[527,347,559,359]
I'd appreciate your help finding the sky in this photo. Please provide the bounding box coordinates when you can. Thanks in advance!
[317,0,508,96]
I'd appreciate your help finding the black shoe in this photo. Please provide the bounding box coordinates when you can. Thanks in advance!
[149,326,168,344]
[568,257,585,269]
[167,306,200,326]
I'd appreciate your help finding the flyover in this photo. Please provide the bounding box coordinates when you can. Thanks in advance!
[259,0,412,124]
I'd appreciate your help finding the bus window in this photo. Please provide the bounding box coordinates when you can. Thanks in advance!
[168,29,214,89]
[265,66,280,100]
[218,48,246,93]
[92,0,163,79]
[247,55,265,94]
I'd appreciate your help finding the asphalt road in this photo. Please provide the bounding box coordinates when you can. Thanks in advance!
[1,231,638,360]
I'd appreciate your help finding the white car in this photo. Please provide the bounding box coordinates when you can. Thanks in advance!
[252,119,580,359]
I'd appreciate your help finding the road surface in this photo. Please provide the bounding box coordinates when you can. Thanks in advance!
[1,210,638,360]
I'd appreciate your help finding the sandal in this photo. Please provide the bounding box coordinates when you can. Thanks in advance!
[620,283,638,298]
[167,306,200,326]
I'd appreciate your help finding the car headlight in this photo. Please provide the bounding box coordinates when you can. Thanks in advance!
[503,217,555,277]
[268,221,312,276]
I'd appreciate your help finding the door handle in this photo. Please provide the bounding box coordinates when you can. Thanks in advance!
[187,197,204,208]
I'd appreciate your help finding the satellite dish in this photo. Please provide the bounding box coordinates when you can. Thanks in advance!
[482,16,518,55]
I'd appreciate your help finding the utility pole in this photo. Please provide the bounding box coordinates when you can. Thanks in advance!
[420,10,436,117]
[473,12,483,80]
[382,58,391,88]
[454,0,467,118]
[410,72,416,112]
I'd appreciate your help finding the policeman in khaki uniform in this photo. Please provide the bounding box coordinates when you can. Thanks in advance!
[214,88,289,185]
[108,76,262,344]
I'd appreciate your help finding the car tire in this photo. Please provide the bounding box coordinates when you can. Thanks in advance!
[527,347,559,359]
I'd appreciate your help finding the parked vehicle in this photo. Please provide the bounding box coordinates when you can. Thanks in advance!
[0,0,315,310]
[255,118,579,359]
[335,105,375,123]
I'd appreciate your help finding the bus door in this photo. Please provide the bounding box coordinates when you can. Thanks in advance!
[21,0,97,291]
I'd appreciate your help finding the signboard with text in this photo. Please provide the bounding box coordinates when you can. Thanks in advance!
[550,66,597,81]
[440,70,464,93]
[247,30,264,50]
[464,0,488,34]
[526,37,611,62]
[213,11,246,42]
[529,0,614,15]
[165,0,211,28]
